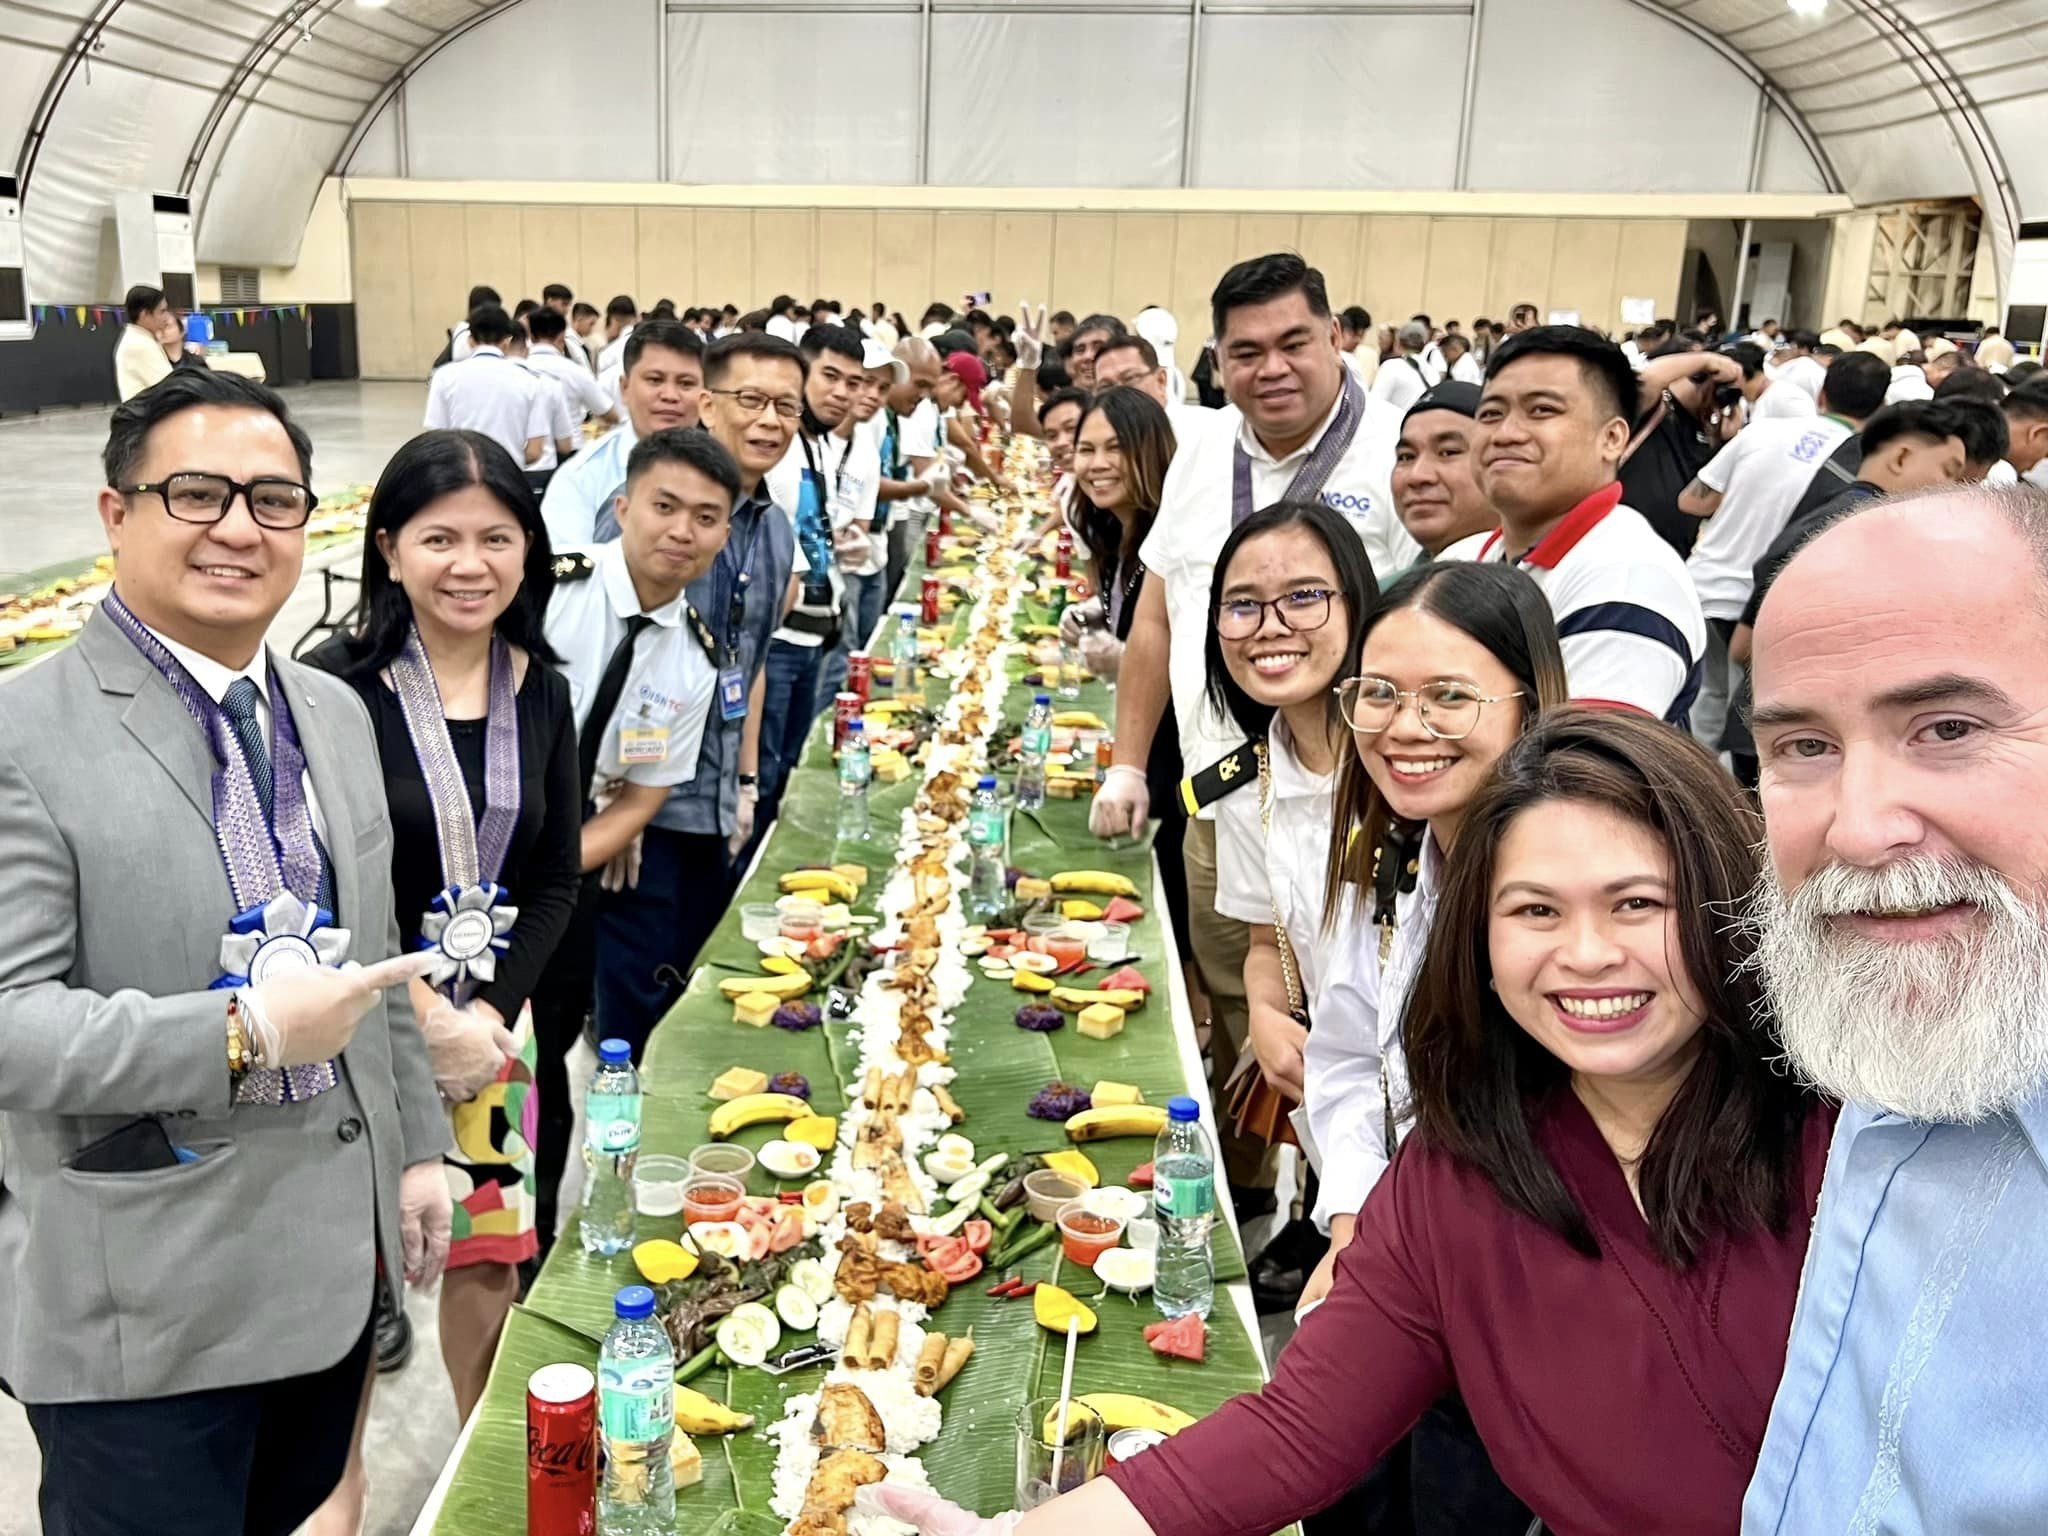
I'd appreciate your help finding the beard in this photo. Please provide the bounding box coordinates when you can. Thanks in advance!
[1745,852,2048,1123]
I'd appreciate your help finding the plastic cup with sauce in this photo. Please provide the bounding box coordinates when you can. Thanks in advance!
[1056,1201,1128,1266]
[681,1172,745,1227]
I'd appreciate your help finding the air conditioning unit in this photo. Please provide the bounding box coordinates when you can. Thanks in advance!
[113,190,195,312]
[0,175,27,344]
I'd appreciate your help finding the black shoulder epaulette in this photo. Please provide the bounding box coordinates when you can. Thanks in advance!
[1179,742,1258,815]
[552,551,595,582]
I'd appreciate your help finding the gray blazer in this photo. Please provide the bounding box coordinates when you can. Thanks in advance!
[0,610,450,1404]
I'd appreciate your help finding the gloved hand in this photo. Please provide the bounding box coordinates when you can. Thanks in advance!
[400,1159,453,1289]
[1079,629,1123,682]
[1058,600,1101,645]
[1013,302,1047,372]
[243,951,439,1068]
[856,1483,1023,1536]
[1089,762,1151,839]
[600,833,643,893]
[420,995,519,1102]
[727,784,759,860]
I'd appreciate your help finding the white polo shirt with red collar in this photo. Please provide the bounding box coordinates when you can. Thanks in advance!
[1441,483,1707,724]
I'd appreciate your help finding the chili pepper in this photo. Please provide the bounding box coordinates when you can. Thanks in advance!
[1009,1282,1038,1298]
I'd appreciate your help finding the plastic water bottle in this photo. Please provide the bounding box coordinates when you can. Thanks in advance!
[1016,693,1053,811]
[579,1039,641,1256]
[837,720,871,844]
[1152,1096,1217,1320]
[967,774,1008,919]
[890,604,921,695]
[598,1285,676,1535]
[1057,638,1083,700]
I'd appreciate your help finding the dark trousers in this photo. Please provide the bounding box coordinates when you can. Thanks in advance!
[25,1308,375,1536]
[758,637,825,817]
[594,826,736,1060]
[531,872,601,1249]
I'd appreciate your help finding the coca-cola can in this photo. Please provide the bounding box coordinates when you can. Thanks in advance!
[834,692,864,751]
[1055,529,1073,580]
[938,504,955,537]
[921,575,942,625]
[846,650,873,703]
[527,1363,597,1536]
[1106,1427,1168,1467]
[925,525,942,566]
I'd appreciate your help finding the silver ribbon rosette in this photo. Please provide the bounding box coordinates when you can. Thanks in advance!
[219,890,353,984]
[419,882,518,994]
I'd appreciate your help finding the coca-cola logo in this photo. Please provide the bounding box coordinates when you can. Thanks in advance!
[527,1425,595,1474]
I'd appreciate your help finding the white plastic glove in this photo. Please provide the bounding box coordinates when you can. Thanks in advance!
[857,1484,1023,1536]
[590,778,644,892]
[727,784,759,860]
[1079,629,1124,683]
[1089,762,1151,839]
[1058,600,1102,645]
[420,997,519,1102]
[243,951,439,1069]
[1013,302,1047,372]
[400,1159,453,1290]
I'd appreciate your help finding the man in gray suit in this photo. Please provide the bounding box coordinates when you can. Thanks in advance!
[0,368,450,1534]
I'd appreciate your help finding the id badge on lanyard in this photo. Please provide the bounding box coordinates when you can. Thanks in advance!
[718,666,748,721]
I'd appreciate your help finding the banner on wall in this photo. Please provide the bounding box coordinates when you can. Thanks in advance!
[28,303,312,334]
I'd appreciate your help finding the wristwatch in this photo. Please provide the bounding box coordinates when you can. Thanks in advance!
[737,773,759,790]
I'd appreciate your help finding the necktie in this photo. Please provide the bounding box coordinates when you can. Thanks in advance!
[578,614,656,797]
[221,675,336,913]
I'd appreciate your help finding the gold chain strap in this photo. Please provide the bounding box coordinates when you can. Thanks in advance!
[1254,742,1306,1021]
[1372,844,1399,1161]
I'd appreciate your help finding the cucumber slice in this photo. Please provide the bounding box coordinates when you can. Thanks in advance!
[789,1257,836,1306]
[925,1200,975,1236]
[945,1169,990,1206]
[715,1302,782,1367]
[775,1284,820,1332]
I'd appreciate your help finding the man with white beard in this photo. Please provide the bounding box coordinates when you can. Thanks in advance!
[1741,483,2048,1532]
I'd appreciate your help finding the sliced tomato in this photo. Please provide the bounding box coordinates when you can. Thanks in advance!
[914,1235,947,1258]
[769,1205,806,1253]
[961,1219,993,1256]
[930,1245,983,1283]
[1144,1313,1206,1362]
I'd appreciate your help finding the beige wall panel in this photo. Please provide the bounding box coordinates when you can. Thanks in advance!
[695,208,755,309]
[933,211,996,310]
[350,202,415,380]
[1422,219,1492,324]
[579,207,640,309]
[1110,213,1176,320]
[1298,214,1364,308]
[461,205,523,308]
[635,208,696,300]
[874,211,935,319]
[817,210,876,313]
[1486,218,1556,320]
[1615,219,1688,320]
[519,207,583,303]
[753,209,815,305]
[1233,214,1301,266]
[1051,213,1115,320]
[1361,216,1430,325]
[989,212,1055,315]
[1550,220,1624,332]
[407,202,470,376]
[1168,212,1238,358]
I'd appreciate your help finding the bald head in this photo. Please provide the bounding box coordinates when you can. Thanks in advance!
[890,335,941,413]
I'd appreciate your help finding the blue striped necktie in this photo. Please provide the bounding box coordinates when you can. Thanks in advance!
[221,676,337,914]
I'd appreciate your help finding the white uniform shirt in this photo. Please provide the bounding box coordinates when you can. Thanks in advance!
[1141,393,1413,806]
[449,322,476,363]
[543,540,716,793]
[423,347,551,466]
[766,434,847,649]
[1686,416,1853,621]
[1886,365,1935,404]
[596,328,632,379]
[1442,487,1707,722]
[840,415,887,574]
[1165,399,1222,445]
[1771,355,1827,402]
[519,360,578,472]
[1304,836,1440,1230]
[1750,381,1818,421]
[1344,343,1381,387]
[525,342,615,425]
[1213,718,1335,1004]
[1368,354,1440,415]
[561,326,592,371]
[1449,352,1485,386]
[541,423,638,548]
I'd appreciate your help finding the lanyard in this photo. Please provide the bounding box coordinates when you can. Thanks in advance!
[718,501,769,654]
[1230,367,1366,528]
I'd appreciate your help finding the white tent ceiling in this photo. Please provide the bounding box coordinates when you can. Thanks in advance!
[4,0,2042,298]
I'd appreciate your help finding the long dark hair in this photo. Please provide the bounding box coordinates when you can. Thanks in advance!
[1070,386,1175,590]
[1402,709,1815,1268]
[1321,562,1568,931]
[1202,499,1379,751]
[332,429,561,677]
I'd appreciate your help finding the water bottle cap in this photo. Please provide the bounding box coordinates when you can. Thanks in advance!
[1034,692,1050,705]
[613,1285,656,1320]
[1167,1095,1201,1123]
[845,720,863,737]
[597,1038,633,1065]
[978,774,997,790]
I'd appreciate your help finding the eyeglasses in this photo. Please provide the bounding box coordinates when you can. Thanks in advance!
[1215,587,1339,640]
[708,387,802,421]
[119,473,317,530]
[1336,676,1525,741]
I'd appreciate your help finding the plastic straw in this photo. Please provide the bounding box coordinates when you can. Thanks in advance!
[1049,1315,1080,1492]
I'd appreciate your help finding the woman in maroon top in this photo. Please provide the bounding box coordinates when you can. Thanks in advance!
[874,710,1834,1536]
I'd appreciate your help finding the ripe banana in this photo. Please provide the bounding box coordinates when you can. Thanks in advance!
[779,869,859,903]
[1065,1104,1170,1142]
[1049,870,1139,898]
[707,1093,813,1140]
[1050,986,1147,1013]
[1044,1393,1194,1440]
[673,1385,754,1435]
[718,971,813,1000]
[1051,711,1108,731]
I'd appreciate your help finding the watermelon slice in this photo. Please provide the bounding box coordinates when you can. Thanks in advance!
[1129,1161,1154,1188]
[1103,896,1145,925]
[1143,1313,1207,1363]
[1104,965,1151,994]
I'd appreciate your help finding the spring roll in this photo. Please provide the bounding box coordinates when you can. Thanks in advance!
[935,1336,975,1391]
[844,1305,871,1368]
[869,1308,901,1370]
[932,1084,964,1124]
[862,1066,883,1108]
[914,1333,947,1396]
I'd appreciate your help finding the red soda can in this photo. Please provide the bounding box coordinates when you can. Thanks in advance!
[846,650,873,703]
[526,1363,597,1536]
[938,504,954,537]
[1055,529,1074,580]
[925,525,942,566]
[921,574,942,625]
[833,692,863,751]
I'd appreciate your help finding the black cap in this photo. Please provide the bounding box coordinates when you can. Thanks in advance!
[1402,380,1482,430]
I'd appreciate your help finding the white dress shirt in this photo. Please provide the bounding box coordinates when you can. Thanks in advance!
[1213,717,1335,1003]
[1749,381,1818,421]
[519,360,578,472]
[525,342,614,425]
[1687,416,1853,621]
[423,347,551,466]
[1368,354,1440,415]
[541,422,638,549]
